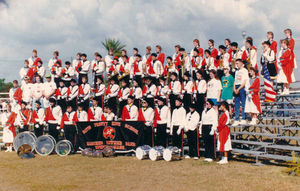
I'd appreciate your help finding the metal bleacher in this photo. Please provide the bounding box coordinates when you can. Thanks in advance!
[230,91,300,165]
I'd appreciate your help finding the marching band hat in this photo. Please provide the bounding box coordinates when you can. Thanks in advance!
[159,76,166,81]
[219,45,226,50]
[128,95,134,100]
[65,61,71,65]
[49,98,56,103]
[184,71,191,78]
[109,73,118,82]
[179,48,185,51]
[230,42,238,47]
[66,102,73,107]
[262,41,271,46]
[70,79,76,83]
[144,76,152,81]
[196,69,203,75]
[136,54,142,58]
[113,56,119,61]
[58,79,64,83]
[45,74,51,78]
[133,47,139,51]
[204,49,211,54]
[96,54,102,58]
[246,40,253,46]
[157,96,165,102]
[81,53,87,58]
[35,100,41,105]
[207,99,214,106]
[171,72,178,77]
[189,103,196,109]
[24,76,30,80]
[38,60,43,64]
[56,60,61,66]
[96,75,103,81]
[151,53,157,57]
[175,97,183,103]
[193,48,199,53]
[223,66,230,70]
[142,98,151,104]
[21,101,27,105]
[167,56,173,60]
[78,102,84,108]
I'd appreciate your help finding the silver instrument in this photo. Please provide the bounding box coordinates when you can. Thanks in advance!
[92,150,104,158]
[103,146,116,157]
[81,148,93,156]
[163,146,181,162]
[149,146,165,161]
[55,140,73,156]
[135,145,151,160]
[13,131,37,152]
[34,135,56,156]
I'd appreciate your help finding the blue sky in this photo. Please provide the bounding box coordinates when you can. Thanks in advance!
[0,0,300,83]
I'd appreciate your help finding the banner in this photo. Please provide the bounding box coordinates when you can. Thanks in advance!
[76,121,145,151]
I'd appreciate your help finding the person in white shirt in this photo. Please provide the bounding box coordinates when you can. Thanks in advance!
[200,99,218,162]
[61,61,75,87]
[201,50,216,81]
[150,53,163,79]
[9,80,22,113]
[184,103,200,160]
[72,52,82,83]
[21,76,33,105]
[106,75,120,115]
[207,70,222,116]
[89,99,103,121]
[43,74,57,109]
[132,54,144,85]
[118,78,130,118]
[170,97,186,152]
[172,45,181,61]
[61,105,76,150]
[168,72,181,112]
[78,53,91,85]
[122,95,138,121]
[31,75,44,110]
[56,80,68,113]
[232,59,249,126]
[102,105,116,121]
[19,60,30,85]
[131,78,143,108]
[15,101,31,132]
[166,56,178,76]
[157,77,169,104]
[142,46,152,65]
[51,60,62,87]
[93,76,105,108]
[182,72,194,112]
[105,48,115,74]
[28,49,41,67]
[74,103,88,122]
[35,60,46,80]
[46,98,62,143]
[78,76,91,112]
[33,101,45,137]
[143,77,157,108]
[48,51,60,70]
[138,98,154,147]
[129,47,138,65]
[67,79,78,111]
[1,104,15,152]
[92,54,105,87]
[154,97,171,147]
[194,70,207,118]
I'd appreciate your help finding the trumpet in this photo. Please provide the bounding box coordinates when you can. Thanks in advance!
[142,62,147,76]
[246,48,251,70]
[118,69,130,80]
[181,52,187,78]
[231,58,236,70]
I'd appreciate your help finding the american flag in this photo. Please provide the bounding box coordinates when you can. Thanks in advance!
[263,64,276,102]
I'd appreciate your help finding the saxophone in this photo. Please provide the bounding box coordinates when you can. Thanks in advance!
[219,54,224,69]
[246,48,251,70]
[118,69,130,80]
[166,61,173,84]
[231,48,238,70]
[207,56,211,70]
[180,52,187,78]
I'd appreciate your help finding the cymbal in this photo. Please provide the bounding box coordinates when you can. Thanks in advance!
[17,144,35,159]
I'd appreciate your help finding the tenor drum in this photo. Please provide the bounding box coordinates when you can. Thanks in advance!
[55,140,73,156]
[163,146,181,162]
[149,146,165,161]
[135,145,151,160]
[13,131,37,152]
[34,135,56,156]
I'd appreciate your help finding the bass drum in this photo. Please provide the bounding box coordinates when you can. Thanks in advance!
[34,135,56,156]
[135,145,151,160]
[13,131,37,152]
[163,146,181,162]
[55,140,73,156]
[149,146,165,161]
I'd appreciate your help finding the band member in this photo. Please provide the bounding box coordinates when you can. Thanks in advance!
[72,53,81,83]
[208,39,218,58]
[132,54,144,85]
[201,50,215,81]
[61,61,75,87]
[60,104,76,152]
[154,97,171,147]
[16,101,31,132]
[277,39,295,95]
[9,80,22,113]
[93,76,105,108]
[55,80,68,113]
[245,67,262,125]
[284,28,297,69]
[216,101,232,164]
[19,60,30,85]
[267,31,277,56]
[142,46,152,66]
[168,72,181,112]
[72,103,88,122]
[88,99,103,121]
[201,99,218,162]
[173,45,181,60]
[90,52,99,71]
[45,98,62,142]
[194,70,207,118]
[190,39,204,59]
[28,49,42,67]
[149,53,163,80]
[157,77,169,104]
[1,104,16,152]
[102,105,116,121]
[191,48,202,80]
[118,78,130,118]
[35,60,46,79]
[143,76,157,108]
[138,98,154,146]
[119,49,127,65]
[170,97,186,152]
[184,103,200,159]
[122,95,138,121]
[21,76,33,105]
[207,70,222,115]
[216,45,230,79]
[51,60,62,87]
[232,59,249,126]
[43,74,57,109]
[78,76,91,112]
[31,100,44,137]
[130,78,143,108]
[31,75,43,110]
[166,56,178,77]
[92,54,105,86]
[229,42,243,75]
[105,75,120,115]
[261,41,277,82]
[78,53,91,85]
[105,48,115,74]
[156,45,165,65]
[182,72,194,112]
[241,40,257,70]
[129,48,138,65]
[224,38,231,53]
[220,67,234,117]
[179,48,191,78]
[48,51,61,71]
[67,79,78,111]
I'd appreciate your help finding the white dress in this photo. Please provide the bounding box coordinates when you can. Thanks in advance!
[1,111,14,143]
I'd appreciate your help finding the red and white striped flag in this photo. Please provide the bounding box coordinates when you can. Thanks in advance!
[263,64,276,102]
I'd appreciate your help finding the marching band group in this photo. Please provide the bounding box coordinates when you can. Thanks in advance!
[0,29,297,164]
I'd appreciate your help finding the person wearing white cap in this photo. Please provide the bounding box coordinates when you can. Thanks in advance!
[42,74,57,109]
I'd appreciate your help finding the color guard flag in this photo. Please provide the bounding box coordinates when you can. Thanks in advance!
[263,64,276,102]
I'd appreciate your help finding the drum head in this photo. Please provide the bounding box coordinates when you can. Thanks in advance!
[55,140,72,156]
[136,147,144,160]
[149,148,158,161]
[163,149,172,162]
[35,135,55,156]
[82,148,92,156]
[13,132,37,152]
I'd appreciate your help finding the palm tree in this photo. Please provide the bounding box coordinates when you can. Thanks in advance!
[102,38,126,57]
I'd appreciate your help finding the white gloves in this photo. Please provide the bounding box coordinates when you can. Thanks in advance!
[35,124,39,128]
[61,129,64,133]
[215,129,219,135]
[20,125,24,129]
[56,126,61,130]
[209,129,214,136]
[177,128,182,135]
[248,94,252,99]
[107,95,110,98]
[166,129,170,134]
[118,98,122,102]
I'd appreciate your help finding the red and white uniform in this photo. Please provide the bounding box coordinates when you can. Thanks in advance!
[94,83,106,97]
[45,105,62,125]
[241,48,257,69]
[61,66,75,82]
[287,38,297,69]
[150,60,163,78]
[93,60,105,76]
[182,80,194,94]
[122,104,138,121]
[245,77,262,114]
[201,57,215,71]
[60,111,76,129]
[9,87,22,112]
[73,110,87,122]
[88,106,103,121]
[19,67,30,81]
[67,85,78,101]
[277,48,295,84]
[190,47,204,59]
[118,87,130,102]
[138,107,154,126]
[79,60,91,75]
[143,84,157,98]
[194,79,207,94]
[104,55,114,73]
[78,83,91,101]
[157,84,169,99]
[1,111,16,142]
[217,111,232,152]
[130,86,143,99]
[28,56,42,68]
[168,80,181,95]
[208,47,218,58]
[48,58,60,70]
[155,105,171,128]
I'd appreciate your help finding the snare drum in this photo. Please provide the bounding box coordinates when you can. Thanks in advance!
[55,140,73,156]
[149,146,165,161]
[34,135,56,156]
[163,146,181,162]
[13,131,37,152]
[135,145,151,160]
